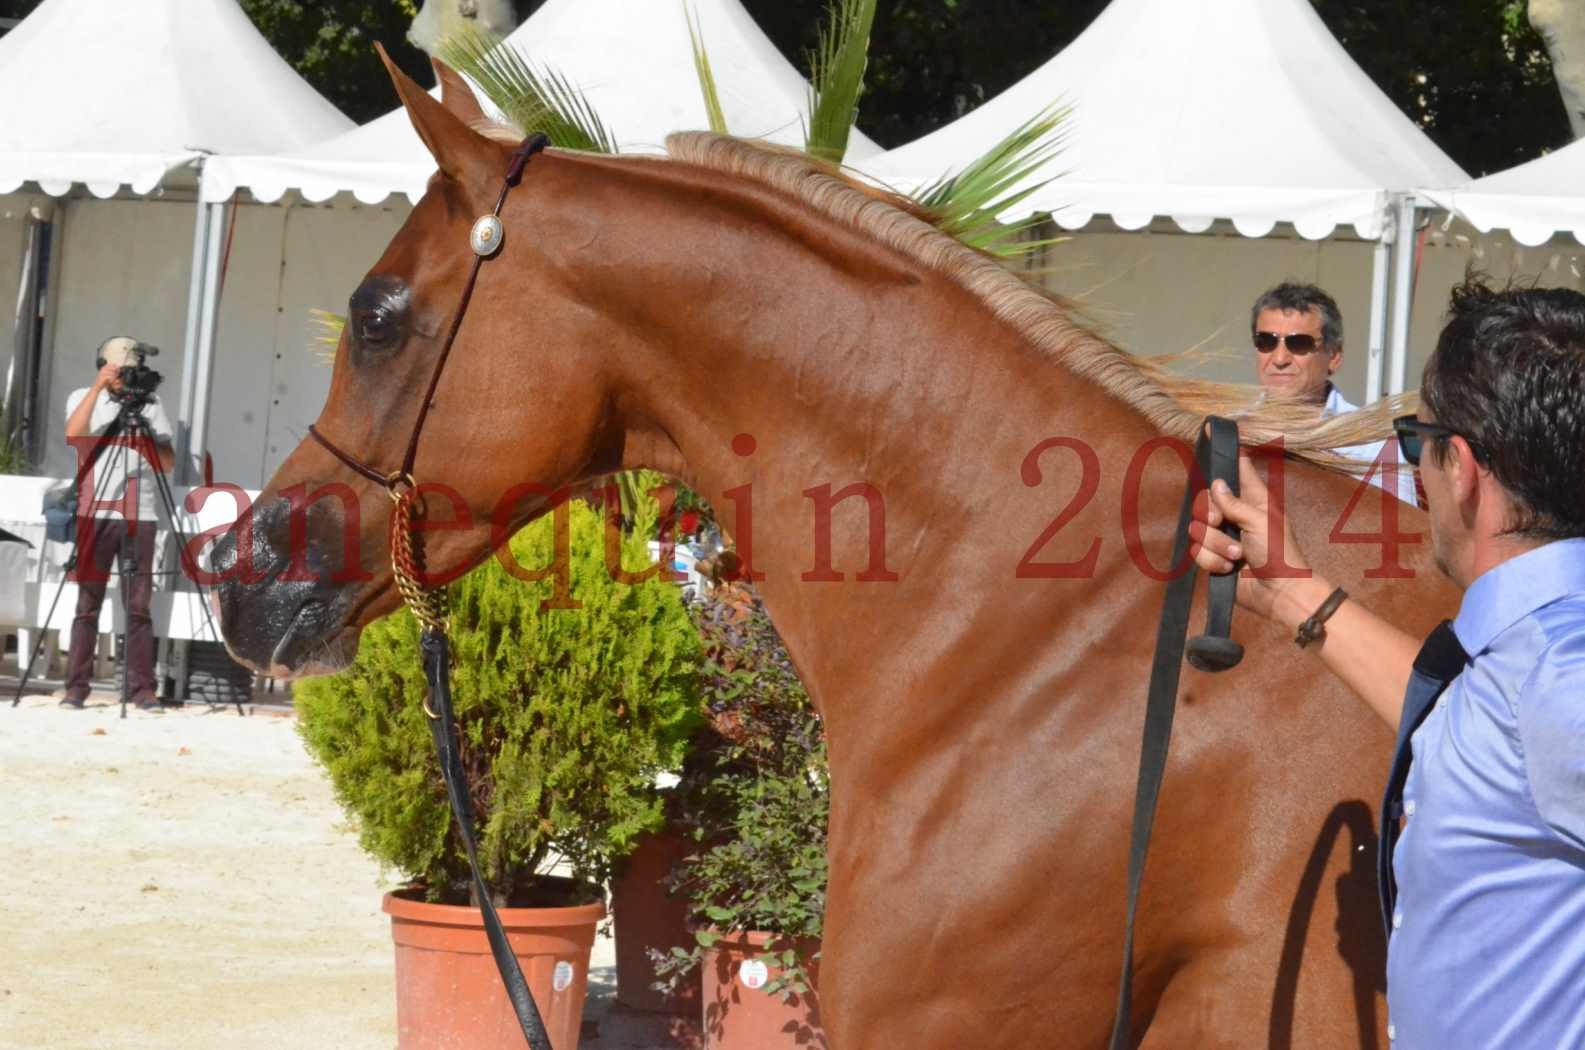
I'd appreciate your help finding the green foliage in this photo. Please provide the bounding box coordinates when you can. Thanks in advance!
[1312,0,1571,174]
[914,103,1070,261]
[236,0,431,124]
[742,0,1569,177]
[0,419,29,475]
[437,23,618,153]
[686,2,731,136]
[654,590,828,1001]
[744,0,1106,151]
[805,0,878,164]
[295,496,702,905]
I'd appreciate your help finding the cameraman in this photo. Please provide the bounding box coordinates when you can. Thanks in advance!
[59,337,174,711]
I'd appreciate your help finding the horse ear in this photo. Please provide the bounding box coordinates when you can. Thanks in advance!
[432,58,487,130]
[377,43,498,185]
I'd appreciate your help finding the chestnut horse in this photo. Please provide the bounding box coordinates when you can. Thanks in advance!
[214,60,1457,1048]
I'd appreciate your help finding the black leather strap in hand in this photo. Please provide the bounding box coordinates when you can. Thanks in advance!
[1109,416,1243,1049]
[422,629,553,1050]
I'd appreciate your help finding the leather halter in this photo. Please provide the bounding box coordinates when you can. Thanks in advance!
[308,133,550,495]
[303,132,560,1050]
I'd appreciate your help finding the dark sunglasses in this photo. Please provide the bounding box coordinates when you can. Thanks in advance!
[1391,415,1485,467]
[1253,331,1325,354]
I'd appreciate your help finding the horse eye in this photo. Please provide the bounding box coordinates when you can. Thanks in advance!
[357,308,396,348]
[348,275,411,353]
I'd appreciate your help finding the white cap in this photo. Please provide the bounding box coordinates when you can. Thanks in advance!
[97,336,142,368]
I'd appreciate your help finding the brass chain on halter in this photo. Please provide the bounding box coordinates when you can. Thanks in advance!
[387,473,449,639]
[387,476,451,719]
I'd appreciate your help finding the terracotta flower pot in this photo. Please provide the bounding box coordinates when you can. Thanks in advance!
[701,931,825,1049]
[383,885,605,1050]
[612,829,700,1016]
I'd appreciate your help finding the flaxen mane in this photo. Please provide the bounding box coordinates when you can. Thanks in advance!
[664,132,1413,473]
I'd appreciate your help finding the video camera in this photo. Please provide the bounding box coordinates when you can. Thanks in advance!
[97,336,163,409]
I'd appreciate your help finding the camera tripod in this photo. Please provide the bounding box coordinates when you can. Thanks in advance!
[10,395,241,717]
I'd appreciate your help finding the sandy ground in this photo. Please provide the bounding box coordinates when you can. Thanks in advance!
[0,682,694,1050]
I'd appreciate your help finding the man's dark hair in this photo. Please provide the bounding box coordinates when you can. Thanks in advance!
[1250,282,1344,349]
[1424,278,1585,540]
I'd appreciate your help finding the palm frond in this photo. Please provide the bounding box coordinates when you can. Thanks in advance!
[805,0,877,165]
[437,24,617,153]
[308,309,346,365]
[686,2,730,136]
[913,102,1072,260]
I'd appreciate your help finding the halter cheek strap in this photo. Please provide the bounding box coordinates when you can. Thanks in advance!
[307,132,549,493]
[302,132,559,1050]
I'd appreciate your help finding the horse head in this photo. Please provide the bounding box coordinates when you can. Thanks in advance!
[213,55,625,677]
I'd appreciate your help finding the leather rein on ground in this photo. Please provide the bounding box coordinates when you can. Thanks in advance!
[307,133,555,1050]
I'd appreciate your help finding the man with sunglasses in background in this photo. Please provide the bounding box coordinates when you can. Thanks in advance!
[1250,282,1417,503]
[1192,279,1585,1049]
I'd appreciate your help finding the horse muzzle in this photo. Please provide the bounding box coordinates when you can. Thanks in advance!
[209,496,365,679]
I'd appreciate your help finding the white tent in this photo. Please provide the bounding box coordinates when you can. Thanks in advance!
[0,0,351,482]
[0,0,351,198]
[202,0,880,206]
[866,0,1463,238]
[1424,140,1585,247]
[864,0,1467,397]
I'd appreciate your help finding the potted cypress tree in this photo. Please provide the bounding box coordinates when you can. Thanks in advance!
[651,584,829,1049]
[295,492,700,1050]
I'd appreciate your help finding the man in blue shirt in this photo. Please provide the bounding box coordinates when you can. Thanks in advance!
[1192,280,1585,1047]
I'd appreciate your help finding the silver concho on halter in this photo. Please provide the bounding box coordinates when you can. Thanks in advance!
[470,215,504,257]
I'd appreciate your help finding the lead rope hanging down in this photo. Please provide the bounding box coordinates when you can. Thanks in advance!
[1109,416,1245,1050]
[390,479,555,1050]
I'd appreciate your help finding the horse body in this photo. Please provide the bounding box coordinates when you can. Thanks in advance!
[214,66,1458,1048]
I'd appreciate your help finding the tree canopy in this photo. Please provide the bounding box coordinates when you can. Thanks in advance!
[232,1,434,124]
[0,0,1572,176]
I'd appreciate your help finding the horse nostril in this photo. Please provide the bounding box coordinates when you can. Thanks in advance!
[256,497,295,551]
[211,528,238,577]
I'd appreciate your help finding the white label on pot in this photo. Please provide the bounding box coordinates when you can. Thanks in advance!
[739,960,769,990]
[553,961,574,992]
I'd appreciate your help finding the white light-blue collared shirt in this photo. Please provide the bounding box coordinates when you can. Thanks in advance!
[1324,385,1418,506]
[1386,538,1585,1048]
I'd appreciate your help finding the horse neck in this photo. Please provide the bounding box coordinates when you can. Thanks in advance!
[531,153,1156,720]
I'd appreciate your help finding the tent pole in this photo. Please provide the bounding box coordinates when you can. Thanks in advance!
[1366,227,1390,405]
[31,199,64,467]
[1387,195,1418,396]
[176,180,214,484]
[188,200,227,480]
[6,215,44,450]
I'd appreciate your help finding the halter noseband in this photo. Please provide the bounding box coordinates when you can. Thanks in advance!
[307,132,550,496]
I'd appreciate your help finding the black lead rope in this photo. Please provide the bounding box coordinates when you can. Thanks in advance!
[1109,416,1244,1050]
[306,132,555,1050]
[422,629,554,1050]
